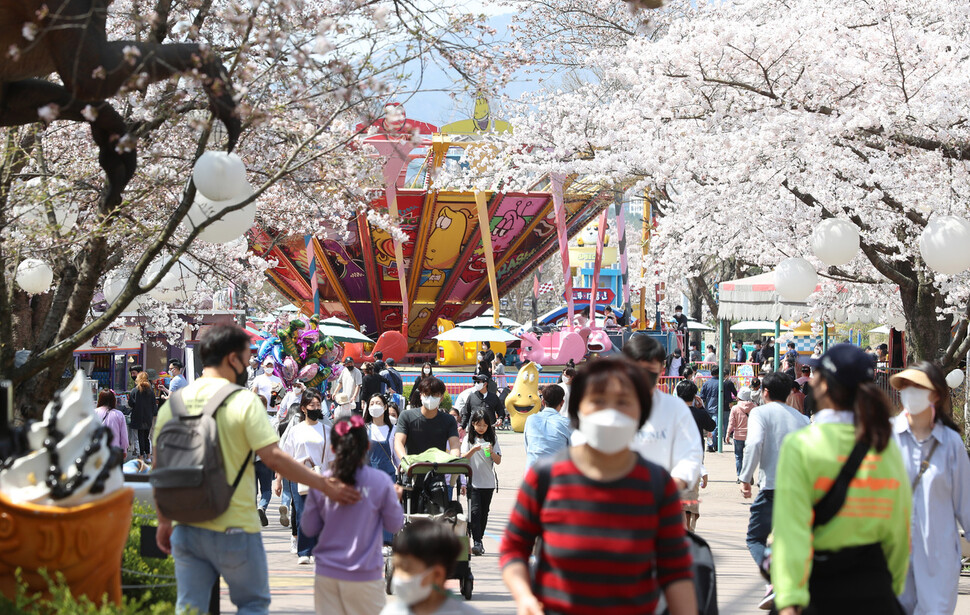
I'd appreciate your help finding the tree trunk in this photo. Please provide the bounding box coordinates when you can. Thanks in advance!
[899,278,954,366]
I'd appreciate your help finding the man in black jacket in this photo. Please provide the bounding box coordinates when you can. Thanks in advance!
[460,373,500,429]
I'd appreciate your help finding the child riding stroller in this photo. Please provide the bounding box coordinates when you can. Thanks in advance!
[385,448,475,600]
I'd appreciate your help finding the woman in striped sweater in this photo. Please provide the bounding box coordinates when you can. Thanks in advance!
[499,358,696,615]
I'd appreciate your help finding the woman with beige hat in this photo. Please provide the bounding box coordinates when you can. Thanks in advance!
[890,362,970,615]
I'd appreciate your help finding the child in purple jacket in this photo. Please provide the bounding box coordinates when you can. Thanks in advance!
[302,415,404,615]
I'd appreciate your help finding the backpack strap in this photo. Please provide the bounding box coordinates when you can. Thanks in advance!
[813,439,869,528]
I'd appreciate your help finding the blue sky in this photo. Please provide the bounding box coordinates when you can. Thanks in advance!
[393,12,544,127]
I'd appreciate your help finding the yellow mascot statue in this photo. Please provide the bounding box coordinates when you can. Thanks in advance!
[506,362,542,433]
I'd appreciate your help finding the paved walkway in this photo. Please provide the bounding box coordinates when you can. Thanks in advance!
[219,431,970,614]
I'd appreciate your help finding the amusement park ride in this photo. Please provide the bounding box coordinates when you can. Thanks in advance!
[251,98,620,360]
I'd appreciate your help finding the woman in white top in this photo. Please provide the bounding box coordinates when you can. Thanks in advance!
[890,362,970,615]
[365,393,398,547]
[460,408,502,557]
[276,390,333,564]
[493,354,507,390]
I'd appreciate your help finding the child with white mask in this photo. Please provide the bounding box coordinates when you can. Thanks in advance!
[380,519,480,615]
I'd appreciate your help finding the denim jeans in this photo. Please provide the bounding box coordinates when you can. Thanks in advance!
[285,480,317,557]
[733,439,746,477]
[707,410,718,444]
[170,524,270,615]
[254,460,273,511]
[746,488,774,568]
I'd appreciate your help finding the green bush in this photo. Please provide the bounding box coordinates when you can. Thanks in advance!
[402,385,452,410]
[121,501,176,605]
[0,570,181,614]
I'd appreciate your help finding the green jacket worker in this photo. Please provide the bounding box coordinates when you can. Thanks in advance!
[771,344,911,615]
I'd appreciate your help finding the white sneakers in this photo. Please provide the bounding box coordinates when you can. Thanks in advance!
[289,536,298,554]
[297,555,313,565]
[758,584,775,610]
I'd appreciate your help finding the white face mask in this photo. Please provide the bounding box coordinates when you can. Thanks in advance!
[578,408,638,454]
[423,368,431,375]
[391,568,433,605]
[421,395,442,410]
[900,387,933,415]
[389,415,398,426]
[475,383,485,392]
[369,403,385,417]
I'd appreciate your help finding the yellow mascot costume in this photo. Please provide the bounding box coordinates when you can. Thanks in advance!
[506,362,542,433]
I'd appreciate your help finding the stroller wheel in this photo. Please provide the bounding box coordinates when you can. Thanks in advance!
[384,557,394,595]
[460,570,474,600]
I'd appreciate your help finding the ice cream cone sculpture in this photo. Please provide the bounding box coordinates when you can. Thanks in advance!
[0,371,129,604]
[0,487,134,604]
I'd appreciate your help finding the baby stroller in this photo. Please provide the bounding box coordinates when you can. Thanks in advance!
[385,448,474,600]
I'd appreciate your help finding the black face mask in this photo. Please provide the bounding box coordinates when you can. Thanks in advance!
[231,354,248,387]
[306,409,324,422]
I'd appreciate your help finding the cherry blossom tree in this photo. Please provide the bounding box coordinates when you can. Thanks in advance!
[1,0,506,417]
[476,0,970,366]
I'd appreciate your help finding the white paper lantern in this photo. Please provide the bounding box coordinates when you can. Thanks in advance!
[919,216,970,275]
[144,258,200,303]
[812,219,860,266]
[16,259,53,294]
[103,271,126,304]
[773,257,818,302]
[103,270,148,309]
[946,369,965,389]
[184,184,257,244]
[192,152,248,202]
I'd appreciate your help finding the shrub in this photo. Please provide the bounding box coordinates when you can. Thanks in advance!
[0,570,181,614]
[121,500,177,605]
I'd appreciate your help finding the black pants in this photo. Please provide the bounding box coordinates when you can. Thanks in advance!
[137,428,151,456]
[469,487,494,542]
[771,543,904,615]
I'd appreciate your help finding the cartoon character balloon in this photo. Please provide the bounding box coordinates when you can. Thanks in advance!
[259,314,340,394]
[506,362,543,432]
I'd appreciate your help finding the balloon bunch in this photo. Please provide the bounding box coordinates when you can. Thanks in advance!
[255,314,343,390]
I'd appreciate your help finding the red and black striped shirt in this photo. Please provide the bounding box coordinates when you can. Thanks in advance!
[500,451,693,614]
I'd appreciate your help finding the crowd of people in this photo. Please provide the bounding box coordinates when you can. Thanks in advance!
[127,322,970,615]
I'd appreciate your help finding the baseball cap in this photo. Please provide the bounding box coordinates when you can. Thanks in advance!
[472,374,488,383]
[803,343,875,387]
[343,357,354,365]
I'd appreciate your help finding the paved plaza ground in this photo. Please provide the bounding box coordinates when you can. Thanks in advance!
[218,430,970,614]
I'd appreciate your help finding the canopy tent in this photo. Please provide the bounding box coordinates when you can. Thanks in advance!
[718,272,884,323]
[458,315,523,329]
[321,316,355,328]
[869,325,891,335]
[729,320,794,333]
[434,327,520,343]
[686,319,714,332]
[317,324,371,343]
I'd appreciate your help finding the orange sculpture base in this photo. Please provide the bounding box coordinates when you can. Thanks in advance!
[0,487,134,606]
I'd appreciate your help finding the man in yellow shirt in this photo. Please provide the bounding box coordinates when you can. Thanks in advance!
[153,325,359,614]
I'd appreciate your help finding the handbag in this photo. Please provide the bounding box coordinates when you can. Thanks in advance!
[297,464,321,496]
[760,439,869,580]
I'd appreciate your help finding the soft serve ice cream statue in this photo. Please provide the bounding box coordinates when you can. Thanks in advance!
[0,371,131,604]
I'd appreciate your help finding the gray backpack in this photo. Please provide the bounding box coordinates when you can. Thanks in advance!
[150,384,251,523]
